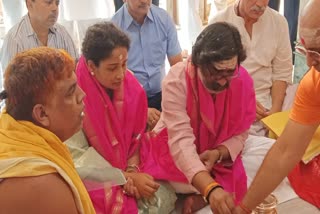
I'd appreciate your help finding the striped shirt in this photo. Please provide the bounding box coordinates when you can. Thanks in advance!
[0,15,78,88]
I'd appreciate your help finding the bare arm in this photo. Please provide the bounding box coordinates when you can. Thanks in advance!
[241,119,319,210]
[0,173,79,214]
[168,53,183,67]
[270,80,287,113]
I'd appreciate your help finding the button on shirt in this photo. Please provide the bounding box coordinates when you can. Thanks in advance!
[112,4,181,98]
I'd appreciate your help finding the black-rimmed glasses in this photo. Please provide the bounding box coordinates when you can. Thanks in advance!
[203,64,240,81]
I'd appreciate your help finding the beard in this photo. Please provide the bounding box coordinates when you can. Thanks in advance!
[203,80,230,92]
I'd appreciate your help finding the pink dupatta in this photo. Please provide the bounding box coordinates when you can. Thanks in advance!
[141,59,256,202]
[185,59,256,201]
[76,56,148,214]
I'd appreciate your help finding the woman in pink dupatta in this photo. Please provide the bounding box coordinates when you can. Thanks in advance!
[76,22,160,214]
[141,22,256,214]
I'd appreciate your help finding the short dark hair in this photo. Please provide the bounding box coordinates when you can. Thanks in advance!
[3,47,74,121]
[192,22,246,67]
[81,22,130,66]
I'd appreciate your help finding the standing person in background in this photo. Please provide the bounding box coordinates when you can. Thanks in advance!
[112,0,183,129]
[0,0,78,89]
[210,0,292,136]
[113,0,160,12]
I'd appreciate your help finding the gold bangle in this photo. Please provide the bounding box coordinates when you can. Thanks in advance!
[205,185,223,202]
[202,181,219,198]
[125,164,140,172]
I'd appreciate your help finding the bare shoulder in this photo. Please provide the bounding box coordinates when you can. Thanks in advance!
[0,173,79,214]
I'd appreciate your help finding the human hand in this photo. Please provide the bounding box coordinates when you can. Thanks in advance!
[256,101,269,121]
[232,206,248,214]
[123,177,141,199]
[265,105,281,117]
[208,188,235,214]
[129,172,160,198]
[147,108,161,129]
[199,149,220,171]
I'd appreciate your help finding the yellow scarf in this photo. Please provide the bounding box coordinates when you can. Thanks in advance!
[0,112,95,214]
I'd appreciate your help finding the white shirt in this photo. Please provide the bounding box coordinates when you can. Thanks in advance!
[210,6,293,109]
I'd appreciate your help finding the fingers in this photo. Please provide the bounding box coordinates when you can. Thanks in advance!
[226,195,235,211]
[256,106,266,116]
[199,150,209,160]
[256,101,265,110]
[256,102,269,120]
[143,185,158,197]
[141,180,159,198]
[123,178,135,196]
[209,189,236,214]
[205,161,214,171]
[148,108,161,125]
[199,150,218,171]
[133,187,141,199]
[144,179,160,195]
[256,113,264,121]
[217,203,232,214]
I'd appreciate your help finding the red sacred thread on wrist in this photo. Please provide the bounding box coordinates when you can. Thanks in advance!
[239,201,252,214]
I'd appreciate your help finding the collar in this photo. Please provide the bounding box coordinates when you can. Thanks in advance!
[25,14,57,37]
[123,3,154,29]
[232,3,268,24]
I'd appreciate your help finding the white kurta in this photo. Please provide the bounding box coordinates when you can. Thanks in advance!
[210,6,293,110]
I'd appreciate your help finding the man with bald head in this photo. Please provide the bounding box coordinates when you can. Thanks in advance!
[226,0,320,213]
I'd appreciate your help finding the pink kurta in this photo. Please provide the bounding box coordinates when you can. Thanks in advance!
[142,59,256,201]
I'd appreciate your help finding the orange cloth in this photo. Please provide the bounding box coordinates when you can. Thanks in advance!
[287,67,320,208]
[290,67,320,125]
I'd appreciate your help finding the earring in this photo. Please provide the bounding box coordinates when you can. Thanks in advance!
[90,72,95,76]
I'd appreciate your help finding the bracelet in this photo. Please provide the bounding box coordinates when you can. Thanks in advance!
[205,185,223,202]
[239,201,252,214]
[202,181,223,203]
[125,164,140,173]
[202,181,219,197]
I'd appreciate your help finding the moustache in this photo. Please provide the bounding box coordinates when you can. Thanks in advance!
[250,5,266,12]
[138,3,149,8]
[204,80,230,92]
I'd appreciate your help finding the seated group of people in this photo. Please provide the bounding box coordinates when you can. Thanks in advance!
[0,0,320,214]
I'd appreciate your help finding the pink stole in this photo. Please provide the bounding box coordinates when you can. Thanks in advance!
[185,59,256,201]
[76,56,148,214]
[141,59,256,202]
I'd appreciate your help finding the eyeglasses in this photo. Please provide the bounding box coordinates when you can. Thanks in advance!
[295,42,320,61]
[203,64,240,81]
